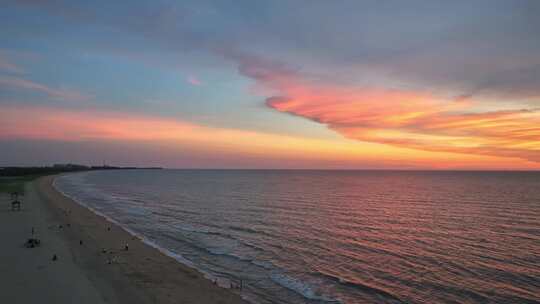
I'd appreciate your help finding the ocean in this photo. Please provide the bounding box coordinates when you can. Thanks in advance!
[53,170,540,304]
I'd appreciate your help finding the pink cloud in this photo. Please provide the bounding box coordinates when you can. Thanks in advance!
[231,53,540,163]
[187,75,202,86]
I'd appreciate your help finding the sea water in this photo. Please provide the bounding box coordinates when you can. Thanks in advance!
[54,170,540,304]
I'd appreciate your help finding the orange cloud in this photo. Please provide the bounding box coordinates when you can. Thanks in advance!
[244,59,540,163]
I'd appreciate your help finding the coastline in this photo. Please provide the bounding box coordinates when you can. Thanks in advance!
[7,175,248,304]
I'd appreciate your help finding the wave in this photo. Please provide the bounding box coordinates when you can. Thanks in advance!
[252,259,275,270]
[270,272,342,303]
[155,226,348,304]
[227,225,273,237]
[316,271,405,304]
[161,231,262,266]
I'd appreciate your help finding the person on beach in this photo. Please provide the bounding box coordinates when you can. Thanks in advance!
[107,256,117,264]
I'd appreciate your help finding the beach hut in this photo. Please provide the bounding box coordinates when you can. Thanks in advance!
[10,191,19,200]
[10,192,21,211]
[11,200,21,211]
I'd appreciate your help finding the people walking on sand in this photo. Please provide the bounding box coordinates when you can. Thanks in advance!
[107,256,117,264]
[25,238,40,248]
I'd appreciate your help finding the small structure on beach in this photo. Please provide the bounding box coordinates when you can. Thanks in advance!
[11,200,21,211]
[10,191,22,211]
[10,191,19,200]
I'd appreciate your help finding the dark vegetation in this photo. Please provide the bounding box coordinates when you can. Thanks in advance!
[0,166,89,194]
[0,175,42,194]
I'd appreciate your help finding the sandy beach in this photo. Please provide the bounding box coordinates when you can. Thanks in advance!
[0,175,247,304]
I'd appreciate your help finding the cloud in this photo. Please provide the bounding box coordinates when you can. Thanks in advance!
[227,54,540,162]
[7,0,540,101]
[0,76,91,102]
[187,75,202,86]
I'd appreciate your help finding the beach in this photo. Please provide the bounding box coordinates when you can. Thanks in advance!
[0,175,247,304]
[3,171,539,304]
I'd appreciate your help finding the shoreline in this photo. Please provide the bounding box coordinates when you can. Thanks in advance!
[34,175,248,304]
[50,176,202,274]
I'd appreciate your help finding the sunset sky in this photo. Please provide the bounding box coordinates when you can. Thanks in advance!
[1,1,539,169]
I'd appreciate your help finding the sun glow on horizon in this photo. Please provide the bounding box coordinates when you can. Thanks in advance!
[1,105,539,170]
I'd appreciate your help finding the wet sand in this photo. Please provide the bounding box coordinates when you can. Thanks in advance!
[0,175,247,304]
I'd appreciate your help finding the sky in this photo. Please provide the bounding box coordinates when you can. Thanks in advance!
[1,0,539,169]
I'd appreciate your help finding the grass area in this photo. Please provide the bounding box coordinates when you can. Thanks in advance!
[0,175,46,195]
